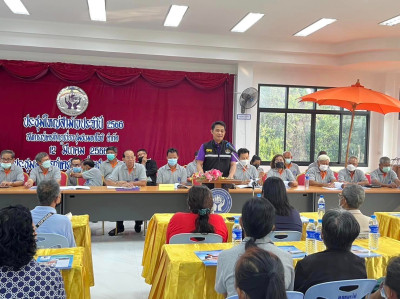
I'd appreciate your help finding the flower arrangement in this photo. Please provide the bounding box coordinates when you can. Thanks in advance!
[191,169,223,182]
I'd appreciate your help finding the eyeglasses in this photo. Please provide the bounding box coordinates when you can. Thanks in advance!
[380,284,387,298]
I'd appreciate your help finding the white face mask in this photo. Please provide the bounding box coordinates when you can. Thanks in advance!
[347,164,356,172]
[240,160,249,166]
[319,164,329,171]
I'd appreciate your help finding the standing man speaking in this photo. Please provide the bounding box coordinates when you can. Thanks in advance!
[196,121,236,179]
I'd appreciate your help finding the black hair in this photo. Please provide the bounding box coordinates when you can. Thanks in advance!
[270,154,285,169]
[70,156,82,163]
[250,155,261,165]
[238,148,250,157]
[36,179,60,206]
[122,150,134,158]
[235,247,287,299]
[0,205,37,270]
[211,121,226,130]
[83,159,95,168]
[242,197,275,250]
[322,209,360,251]
[187,186,215,234]
[137,149,147,154]
[318,151,327,156]
[106,146,118,153]
[1,150,15,158]
[167,148,179,156]
[262,177,293,216]
[386,256,400,296]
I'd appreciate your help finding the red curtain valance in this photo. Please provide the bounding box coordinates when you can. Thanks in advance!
[0,60,231,89]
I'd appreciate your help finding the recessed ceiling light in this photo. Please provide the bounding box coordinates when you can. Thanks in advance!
[4,0,29,15]
[164,5,188,27]
[231,13,264,33]
[380,15,400,26]
[87,0,106,22]
[294,18,337,37]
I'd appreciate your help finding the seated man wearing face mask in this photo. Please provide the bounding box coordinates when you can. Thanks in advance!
[156,148,187,185]
[233,148,259,181]
[100,146,124,181]
[308,154,336,187]
[31,179,76,247]
[283,151,301,178]
[66,156,82,186]
[0,150,24,187]
[338,156,368,186]
[267,154,298,187]
[371,156,400,188]
[69,159,103,186]
[25,152,61,188]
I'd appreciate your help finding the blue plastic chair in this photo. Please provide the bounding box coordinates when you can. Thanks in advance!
[36,233,69,249]
[287,291,304,299]
[226,296,238,299]
[269,231,302,242]
[169,233,223,244]
[304,279,377,299]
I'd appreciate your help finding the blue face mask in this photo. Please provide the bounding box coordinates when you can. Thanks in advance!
[73,167,82,173]
[1,163,11,169]
[42,160,51,169]
[168,159,178,166]
[107,154,115,161]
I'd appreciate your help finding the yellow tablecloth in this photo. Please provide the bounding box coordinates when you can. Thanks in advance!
[142,213,239,284]
[36,247,90,299]
[149,237,400,299]
[375,212,400,240]
[71,215,94,287]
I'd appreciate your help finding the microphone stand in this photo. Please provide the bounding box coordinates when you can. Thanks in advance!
[230,151,260,198]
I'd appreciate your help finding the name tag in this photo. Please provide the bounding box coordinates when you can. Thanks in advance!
[158,184,175,191]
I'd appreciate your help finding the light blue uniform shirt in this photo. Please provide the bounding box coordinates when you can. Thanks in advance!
[31,206,76,248]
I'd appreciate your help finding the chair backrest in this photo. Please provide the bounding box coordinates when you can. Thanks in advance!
[169,233,223,244]
[287,291,304,299]
[268,231,302,242]
[23,172,29,183]
[226,296,239,299]
[304,279,377,299]
[60,172,68,186]
[333,171,339,180]
[297,173,305,185]
[77,177,86,186]
[365,173,371,184]
[36,233,69,249]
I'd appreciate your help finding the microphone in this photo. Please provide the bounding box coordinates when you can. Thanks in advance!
[226,142,238,153]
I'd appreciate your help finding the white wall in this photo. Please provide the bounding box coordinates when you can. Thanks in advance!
[234,63,400,173]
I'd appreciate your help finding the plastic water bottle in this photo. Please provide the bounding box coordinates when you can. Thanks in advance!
[232,217,242,245]
[315,219,326,252]
[257,194,261,198]
[317,195,325,219]
[305,172,310,190]
[305,219,316,255]
[368,215,379,250]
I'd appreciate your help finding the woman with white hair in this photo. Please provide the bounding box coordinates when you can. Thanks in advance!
[308,154,336,187]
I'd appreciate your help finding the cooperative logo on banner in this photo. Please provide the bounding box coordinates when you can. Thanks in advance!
[211,188,232,214]
[57,86,89,116]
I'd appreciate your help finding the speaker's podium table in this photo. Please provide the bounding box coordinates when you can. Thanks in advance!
[190,178,249,188]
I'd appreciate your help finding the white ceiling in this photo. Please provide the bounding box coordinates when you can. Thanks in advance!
[1,0,400,71]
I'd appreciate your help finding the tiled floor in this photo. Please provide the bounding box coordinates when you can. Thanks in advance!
[89,221,151,299]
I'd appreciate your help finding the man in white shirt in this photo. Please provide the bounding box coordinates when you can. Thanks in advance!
[157,148,187,185]
[233,148,258,182]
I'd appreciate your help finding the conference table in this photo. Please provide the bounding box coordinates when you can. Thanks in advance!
[36,247,90,299]
[1,186,399,221]
[148,237,400,299]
